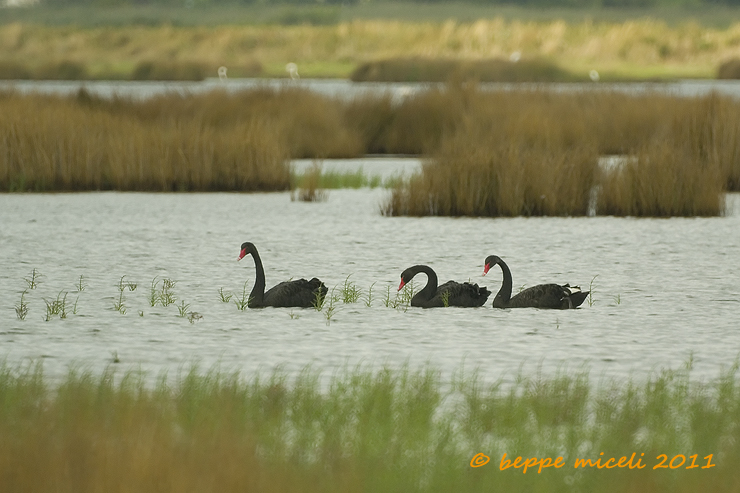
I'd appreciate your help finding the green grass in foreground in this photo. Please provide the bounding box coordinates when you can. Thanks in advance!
[0,360,738,492]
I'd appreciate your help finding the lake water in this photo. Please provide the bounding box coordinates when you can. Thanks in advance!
[3,78,740,101]
[1,168,739,385]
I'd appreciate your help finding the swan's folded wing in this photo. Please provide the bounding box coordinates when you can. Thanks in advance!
[438,281,491,307]
[263,279,326,308]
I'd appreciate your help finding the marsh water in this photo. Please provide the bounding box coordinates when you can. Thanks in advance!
[4,78,740,102]
[1,165,739,384]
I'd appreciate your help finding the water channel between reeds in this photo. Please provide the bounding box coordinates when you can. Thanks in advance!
[1,168,739,385]
[3,78,740,101]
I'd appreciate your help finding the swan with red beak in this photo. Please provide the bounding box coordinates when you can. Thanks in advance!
[483,255,588,309]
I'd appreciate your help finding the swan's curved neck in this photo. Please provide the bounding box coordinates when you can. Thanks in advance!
[494,260,513,306]
[410,265,438,301]
[247,246,266,306]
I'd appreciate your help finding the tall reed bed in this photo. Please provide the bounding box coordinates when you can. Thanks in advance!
[383,86,737,217]
[2,86,738,216]
[0,88,353,191]
[0,361,738,492]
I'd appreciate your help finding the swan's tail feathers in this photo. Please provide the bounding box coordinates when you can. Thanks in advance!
[465,282,492,306]
[568,290,589,309]
[309,278,328,297]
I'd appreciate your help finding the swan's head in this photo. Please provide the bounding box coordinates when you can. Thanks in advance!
[398,277,407,291]
[238,242,256,261]
[483,255,502,276]
[398,267,415,291]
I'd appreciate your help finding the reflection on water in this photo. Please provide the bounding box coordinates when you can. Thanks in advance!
[1,181,739,384]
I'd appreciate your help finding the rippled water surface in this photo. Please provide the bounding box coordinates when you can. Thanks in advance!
[3,78,740,101]
[1,180,739,384]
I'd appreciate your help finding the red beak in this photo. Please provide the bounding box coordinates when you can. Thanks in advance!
[483,263,490,276]
[238,248,246,261]
[398,279,406,291]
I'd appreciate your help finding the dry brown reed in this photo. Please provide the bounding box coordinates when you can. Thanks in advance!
[383,86,736,217]
[131,61,208,81]
[0,90,290,192]
[342,93,396,154]
[0,86,369,192]
[350,57,578,83]
[2,86,738,217]
[598,93,734,216]
[718,58,740,79]
[111,87,364,158]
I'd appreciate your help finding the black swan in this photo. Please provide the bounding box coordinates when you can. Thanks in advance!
[398,265,491,308]
[238,242,327,308]
[483,255,588,309]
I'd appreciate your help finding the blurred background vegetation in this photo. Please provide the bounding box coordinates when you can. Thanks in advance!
[3,1,740,27]
[2,1,740,80]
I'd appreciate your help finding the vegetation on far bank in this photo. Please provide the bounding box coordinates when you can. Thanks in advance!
[2,13,740,80]
[4,2,740,29]
[1,360,739,492]
[350,57,583,83]
[1,85,737,217]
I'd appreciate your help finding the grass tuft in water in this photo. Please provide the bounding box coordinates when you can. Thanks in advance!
[588,275,598,307]
[383,281,414,311]
[177,300,190,318]
[44,291,69,321]
[362,282,376,307]
[325,287,339,325]
[149,277,160,307]
[112,290,126,315]
[339,275,362,304]
[118,276,137,292]
[218,287,233,303]
[75,275,86,292]
[23,268,42,290]
[159,278,176,306]
[312,285,326,311]
[234,281,250,311]
[15,290,29,320]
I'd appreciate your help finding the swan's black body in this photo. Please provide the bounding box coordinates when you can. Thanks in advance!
[399,265,491,308]
[238,242,327,308]
[483,255,588,309]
